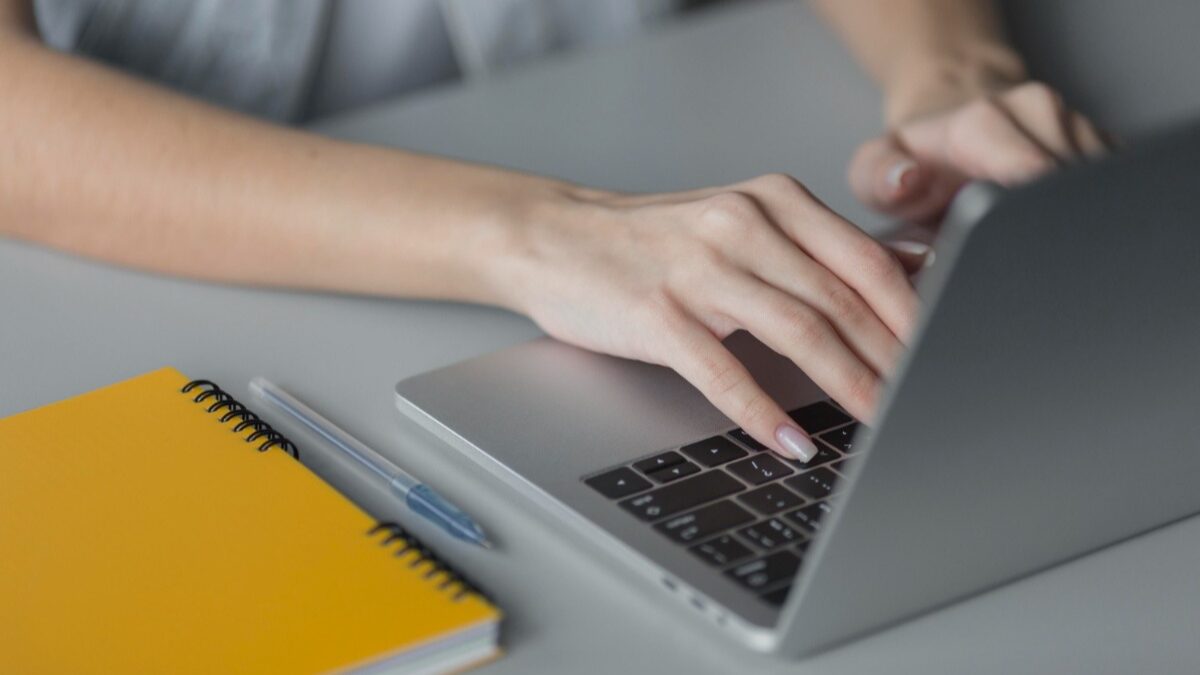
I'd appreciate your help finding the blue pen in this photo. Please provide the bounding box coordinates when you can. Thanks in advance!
[249,377,492,549]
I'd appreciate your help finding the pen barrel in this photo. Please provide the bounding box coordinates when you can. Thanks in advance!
[251,377,402,487]
[405,484,483,543]
[388,474,419,495]
[249,378,485,546]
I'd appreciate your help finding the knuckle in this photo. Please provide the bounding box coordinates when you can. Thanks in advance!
[776,301,829,347]
[822,283,867,324]
[851,237,903,283]
[695,192,763,245]
[754,172,807,197]
[768,173,819,209]
[696,191,758,227]
[699,355,744,401]
[842,368,879,412]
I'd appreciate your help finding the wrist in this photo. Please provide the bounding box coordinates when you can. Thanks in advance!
[883,43,1027,126]
[348,145,597,312]
[473,177,615,315]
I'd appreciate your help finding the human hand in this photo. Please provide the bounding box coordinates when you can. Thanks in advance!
[500,175,922,461]
[850,81,1111,224]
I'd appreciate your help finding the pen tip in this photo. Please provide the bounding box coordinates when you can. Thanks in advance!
[478,538,493,550]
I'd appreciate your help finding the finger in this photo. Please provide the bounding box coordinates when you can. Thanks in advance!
[1068,111,1111,158]
[849,129,972,222]
[661,312,819,462]
[753,243,902,374]
[720,193,905,376]
[1000,83,1076,162]
[746,177,920,341]
[894,90,1061,181]
[753,243,905,377]
[847,135,929,213]
[695,268,884,424]
[868,160,971,225]
[945,98,1059,185]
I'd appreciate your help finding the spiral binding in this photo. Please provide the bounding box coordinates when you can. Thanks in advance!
[367,522,487,602]
[180,379,300,460]
[181,380,483,601]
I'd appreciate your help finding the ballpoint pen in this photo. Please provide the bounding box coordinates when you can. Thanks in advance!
[249,377,492,549]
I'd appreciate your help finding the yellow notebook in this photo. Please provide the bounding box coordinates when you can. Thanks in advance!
[0,368,501,674]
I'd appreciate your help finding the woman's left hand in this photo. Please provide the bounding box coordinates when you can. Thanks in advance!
[848,81,1111,224]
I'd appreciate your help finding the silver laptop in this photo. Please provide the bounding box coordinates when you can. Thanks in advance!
[394,123,1200,656]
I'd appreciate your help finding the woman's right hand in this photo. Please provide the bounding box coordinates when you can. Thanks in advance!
[497,174,922,461]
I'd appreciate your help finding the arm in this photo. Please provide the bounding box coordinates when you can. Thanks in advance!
[810,0,1025,125]
[0,4,556,306]
[0,1,923,462]
[812,0,1109,224]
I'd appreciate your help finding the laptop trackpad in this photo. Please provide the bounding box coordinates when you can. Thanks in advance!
[393,330,825,483]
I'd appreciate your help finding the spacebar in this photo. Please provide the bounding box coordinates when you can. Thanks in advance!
[619,470,744,522]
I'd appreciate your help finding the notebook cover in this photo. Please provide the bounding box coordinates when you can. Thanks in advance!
[0,368,500,674]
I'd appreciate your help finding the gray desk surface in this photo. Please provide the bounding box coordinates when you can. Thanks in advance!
[4,1,1200,672]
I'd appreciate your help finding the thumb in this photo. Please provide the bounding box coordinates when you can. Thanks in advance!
[848,134,929,215]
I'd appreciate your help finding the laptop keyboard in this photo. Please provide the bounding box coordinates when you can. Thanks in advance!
[583,401,859,609]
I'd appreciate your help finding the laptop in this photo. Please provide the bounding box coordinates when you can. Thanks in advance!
[393,122,1200,656]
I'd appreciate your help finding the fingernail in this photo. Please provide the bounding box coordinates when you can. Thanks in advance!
[888,240,930,257]
[889,240,937,269]
[775,424,818,462]
[885,160,919,193]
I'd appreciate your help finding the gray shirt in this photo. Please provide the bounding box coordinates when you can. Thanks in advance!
[34,0,681,122]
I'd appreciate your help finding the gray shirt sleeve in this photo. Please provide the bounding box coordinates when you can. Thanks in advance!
[34,0,683,123]
[35,0,328,123]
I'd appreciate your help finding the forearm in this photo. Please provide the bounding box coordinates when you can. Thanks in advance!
[810,0,1027,124]
[0,30,566,308]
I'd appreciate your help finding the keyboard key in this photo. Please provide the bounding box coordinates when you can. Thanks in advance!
[828,459,847,474]
[633,451,685,474]
[726,550,801,591]
[680,436,748,467]
[690,534,753,567]
[619,470,744,521]
[656,500,754,544]
[737,484,804,515]
[781,443,840,470]
[737,518,806,550]
[784,501,834,534]
[584,467,651,499]
[760,585,793,608]
[727,455,794,486]
[647,460,700,483]
[727,428,766,451]
[784,467,839,501]
[794,540,811,556]
[788,402,853,434]
[818,423,859,454]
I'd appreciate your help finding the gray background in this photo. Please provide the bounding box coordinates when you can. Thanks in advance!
[3,1,1200,672]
